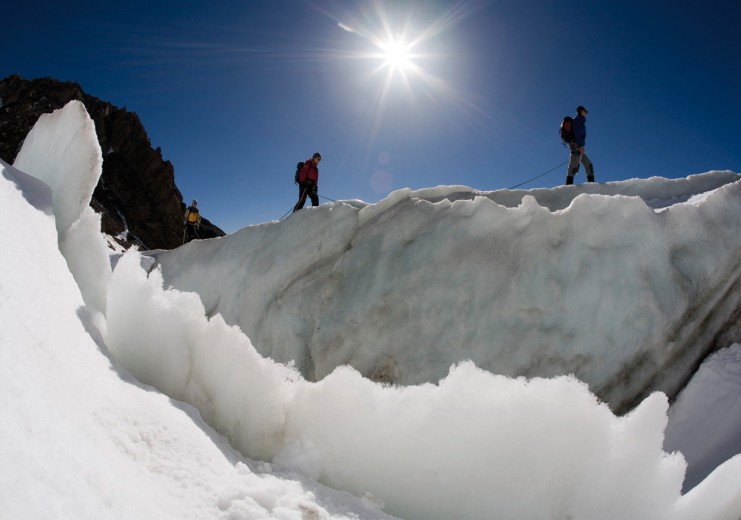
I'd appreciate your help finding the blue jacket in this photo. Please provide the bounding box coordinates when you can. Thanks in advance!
[572,113,587,147]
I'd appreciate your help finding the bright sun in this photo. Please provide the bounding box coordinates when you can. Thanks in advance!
[379,38,413,73]
[327,2,483,149]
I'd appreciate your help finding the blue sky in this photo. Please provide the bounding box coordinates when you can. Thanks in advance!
[5,0,740,233]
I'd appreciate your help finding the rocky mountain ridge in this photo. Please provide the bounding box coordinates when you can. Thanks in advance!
[0,74,224,250]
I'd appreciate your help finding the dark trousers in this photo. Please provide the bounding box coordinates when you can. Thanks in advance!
[293,183,319,212]
[184,223,200,243]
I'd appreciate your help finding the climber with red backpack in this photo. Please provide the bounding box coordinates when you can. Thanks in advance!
[293,152,321,212]
[561,106,595,185]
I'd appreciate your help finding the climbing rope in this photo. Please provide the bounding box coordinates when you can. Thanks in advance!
[280,159,567,220]
[279,193,338,221]
[278,207,293,221]
[507,160,568,190]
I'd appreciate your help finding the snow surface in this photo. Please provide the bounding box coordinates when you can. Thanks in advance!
[1,100,741,519]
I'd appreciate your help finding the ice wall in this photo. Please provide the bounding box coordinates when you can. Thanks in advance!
[150,172,741,412]
[666,344,741,490]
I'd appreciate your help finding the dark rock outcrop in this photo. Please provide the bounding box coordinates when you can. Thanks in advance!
[0,74,225,250]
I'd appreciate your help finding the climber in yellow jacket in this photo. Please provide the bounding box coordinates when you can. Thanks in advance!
[183,199,201,243]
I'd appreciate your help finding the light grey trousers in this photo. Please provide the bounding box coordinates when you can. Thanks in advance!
[567,145,594,179]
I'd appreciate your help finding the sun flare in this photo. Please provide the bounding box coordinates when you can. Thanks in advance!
[378,38,414,73]
[320,1,487,154]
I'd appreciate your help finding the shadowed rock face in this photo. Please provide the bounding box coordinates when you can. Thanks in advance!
[0,74,224,250]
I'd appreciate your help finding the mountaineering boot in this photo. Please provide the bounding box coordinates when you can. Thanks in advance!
[587,164,595,183]
[565,165,578,185]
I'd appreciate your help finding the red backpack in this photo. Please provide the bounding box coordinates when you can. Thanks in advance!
[560,116,574,144]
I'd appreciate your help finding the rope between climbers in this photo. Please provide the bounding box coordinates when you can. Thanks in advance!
[281,159,567,220]
[507,160,568,189]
